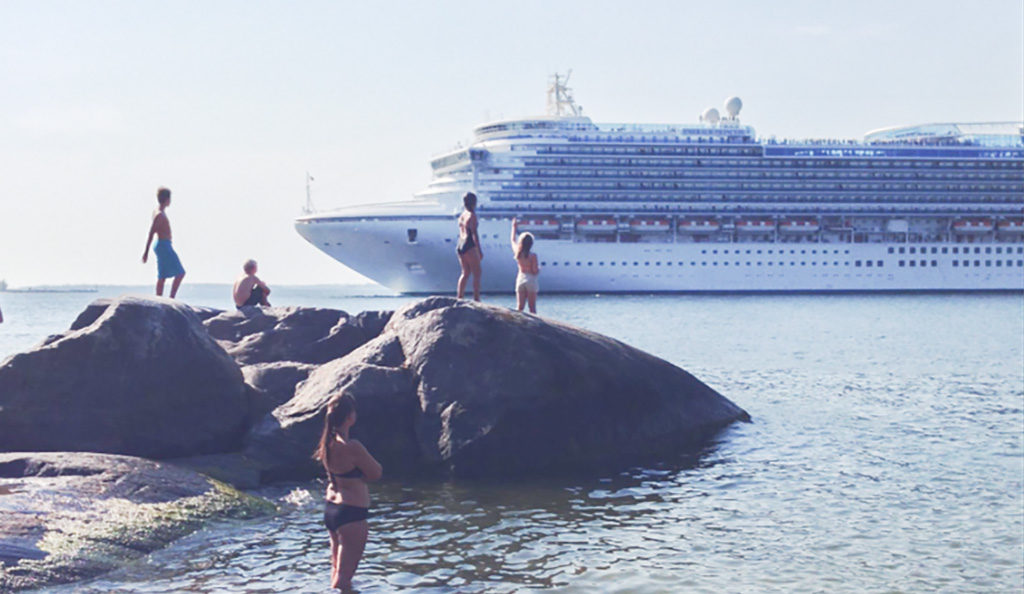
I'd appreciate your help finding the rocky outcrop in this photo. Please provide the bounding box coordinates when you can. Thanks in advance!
[0,296,253,459]
[246,297,750,480]
[0,452,272,592]
[242,361,319,419]
[0,294,752,590]
[204,306,393,366]
[68,297,222,331]
[1,295,748,482]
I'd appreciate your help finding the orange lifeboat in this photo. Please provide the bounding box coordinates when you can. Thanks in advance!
[516,217,561,233]
[996,218,1024,233]
[575,217,618,233]
[629,218,671,233]
[677,217,720,233]
[953,218,994,233]
[778,217,820,233]
[736,218,775,233]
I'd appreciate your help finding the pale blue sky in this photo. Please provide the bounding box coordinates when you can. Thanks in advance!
[1,0,1021,287]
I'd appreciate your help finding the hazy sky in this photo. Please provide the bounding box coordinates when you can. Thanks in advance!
[1,0,1021,287]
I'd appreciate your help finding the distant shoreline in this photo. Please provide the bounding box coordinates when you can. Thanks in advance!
[1,288,99,294]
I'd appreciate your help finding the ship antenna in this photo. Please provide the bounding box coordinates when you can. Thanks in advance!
[547,70,582,117]
[304,172,317,214]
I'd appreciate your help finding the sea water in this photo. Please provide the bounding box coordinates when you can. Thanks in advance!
[3,287,1022,593]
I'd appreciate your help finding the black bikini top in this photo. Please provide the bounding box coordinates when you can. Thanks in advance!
[331,467,364,480]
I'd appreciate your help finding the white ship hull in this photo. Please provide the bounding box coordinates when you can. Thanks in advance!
[296,214,1024,293]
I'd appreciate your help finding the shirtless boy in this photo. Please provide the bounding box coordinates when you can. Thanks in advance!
[142,187,186,298]
[233,259,271,309]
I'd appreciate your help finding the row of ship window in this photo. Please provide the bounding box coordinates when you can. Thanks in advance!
[543,260,884,267]
[888,246,1024,255]
[520,145,758,156]
[511,167,1021,181]
[498,180,1020,193]
[488,192,1018,203]
[521,145,1023,168]
[701,248,850,254]
[515,157,1024,174]
[949,260,1023,267]
[540,259,1024,268]
[508,168,1022,183]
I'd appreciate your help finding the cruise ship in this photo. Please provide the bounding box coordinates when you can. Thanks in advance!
[296,74,1024,293]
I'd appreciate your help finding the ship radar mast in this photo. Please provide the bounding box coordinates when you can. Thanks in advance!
[546,71,583,117]
[303,172,317,214]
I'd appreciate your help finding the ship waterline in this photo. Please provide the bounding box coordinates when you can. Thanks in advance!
[296,75,1024,293]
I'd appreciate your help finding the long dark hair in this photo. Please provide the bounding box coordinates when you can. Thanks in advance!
[516,232,534,260]
[313,393,356,465]
[463,192,477,212]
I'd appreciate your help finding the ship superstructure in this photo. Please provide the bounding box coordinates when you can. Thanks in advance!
[296,74,1024,293]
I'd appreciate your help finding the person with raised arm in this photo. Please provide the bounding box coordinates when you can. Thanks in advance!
[510,217,540,313]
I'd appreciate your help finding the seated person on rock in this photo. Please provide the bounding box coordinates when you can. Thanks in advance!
[233,259,272,309]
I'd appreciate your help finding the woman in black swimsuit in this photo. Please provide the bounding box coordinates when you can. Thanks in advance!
[456,192,483,300]
[313,393,382,591]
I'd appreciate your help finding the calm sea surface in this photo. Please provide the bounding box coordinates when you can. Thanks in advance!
[3,286,1022,593]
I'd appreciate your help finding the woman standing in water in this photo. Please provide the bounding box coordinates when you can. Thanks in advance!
[314,394,382,591]
[510,218,540,313]
[456,192,483,300]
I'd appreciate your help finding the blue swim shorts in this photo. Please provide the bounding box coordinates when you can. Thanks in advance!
[153,239,185,279]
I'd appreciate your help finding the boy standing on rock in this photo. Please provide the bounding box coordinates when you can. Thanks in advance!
[142,187,186,299]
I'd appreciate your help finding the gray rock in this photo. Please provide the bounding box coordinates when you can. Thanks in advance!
[245,355,420,482]
[69,297,222,331]
[0,296,252,459]
[165,452,264,490]
[0,452,271,591]
[245,297,749,481]
[204,306,392,366]
[242,361,318,417]
[351,310,393,341]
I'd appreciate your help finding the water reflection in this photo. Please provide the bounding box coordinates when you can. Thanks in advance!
[51,442,734,593]
[31,294,1024,593]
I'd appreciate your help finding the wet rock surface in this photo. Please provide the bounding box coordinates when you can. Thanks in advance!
[0,452,272,592]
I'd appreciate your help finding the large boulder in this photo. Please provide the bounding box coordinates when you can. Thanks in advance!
[246,297,749,480]
[204,306,393,366]
[0,452,271,591]
[242,361,319,419]
[0,296,253,459]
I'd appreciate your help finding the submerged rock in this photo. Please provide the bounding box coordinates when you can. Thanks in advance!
[0,452,272,592]
[246,297,749,480]
[204,306,393,366]
[0,296,252,459]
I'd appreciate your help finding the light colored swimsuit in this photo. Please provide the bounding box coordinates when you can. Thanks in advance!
[516,271,539,293]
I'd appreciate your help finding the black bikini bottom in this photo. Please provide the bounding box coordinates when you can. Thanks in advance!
[324,502,369,531]
[456,237,476,255]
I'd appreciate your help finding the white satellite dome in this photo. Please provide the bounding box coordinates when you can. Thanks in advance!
[702,107,720,123]
[724,96,743,118]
